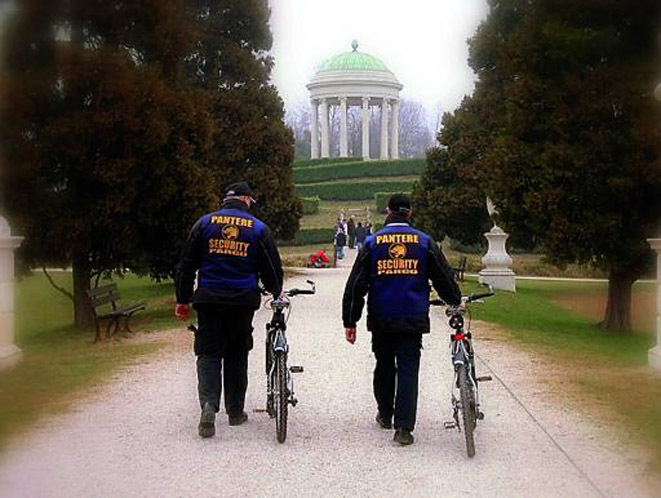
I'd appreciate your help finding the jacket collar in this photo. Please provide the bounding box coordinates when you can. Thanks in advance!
[221,199,250,212]
[384,213,412,226]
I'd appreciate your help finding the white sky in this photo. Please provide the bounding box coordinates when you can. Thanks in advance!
[269,0,489,118]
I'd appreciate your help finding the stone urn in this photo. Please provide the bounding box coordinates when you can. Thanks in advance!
[479,225,516,292]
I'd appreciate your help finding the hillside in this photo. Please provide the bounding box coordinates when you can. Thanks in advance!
[282,157,424,248]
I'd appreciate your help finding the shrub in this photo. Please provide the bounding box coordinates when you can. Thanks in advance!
[300,196,320,215]
[294,158,425,184]
[375,191,412,213]
[293,157,362,169]
[279,228,335,246]
[296,180,415,201]
[448,238,487,254]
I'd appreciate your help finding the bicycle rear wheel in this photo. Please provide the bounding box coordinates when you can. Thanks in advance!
[458,365,476,457]
[274,351,288,443]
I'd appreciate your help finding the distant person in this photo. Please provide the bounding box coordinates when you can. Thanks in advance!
[334,228,347,260]
[347,216,356,249]
[365,220,373,235]
[341,193,461,446]
[175,182,283,439]
[355,222,367,251]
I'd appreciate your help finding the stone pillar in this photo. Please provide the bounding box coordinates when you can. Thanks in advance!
[339,97,348,158]
[380,98,389,160]
[310,99,319,160]
[0,216,23,370]
[479,225,516,292]
[361,97,370,160]
[390,99,400,159]
[648,238,661,372]
[320,98,330,158]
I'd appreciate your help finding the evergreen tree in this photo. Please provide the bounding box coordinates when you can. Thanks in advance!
[184,0,301,239]
[1,0,216,327]
[415,0,661,330]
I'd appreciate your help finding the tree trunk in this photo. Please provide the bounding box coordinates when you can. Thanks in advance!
[72,252,94,329]
[601,265,634,332]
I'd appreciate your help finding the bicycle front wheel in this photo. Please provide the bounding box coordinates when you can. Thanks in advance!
[274,351,288,443]
[458,365,476,457]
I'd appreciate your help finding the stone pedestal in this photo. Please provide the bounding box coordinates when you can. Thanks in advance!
[479,225,516,292]
[648,238,661,372]
[0,216,23,370]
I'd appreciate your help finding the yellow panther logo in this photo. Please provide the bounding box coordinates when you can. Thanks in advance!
[222,225,240,241]
[389,243,407,259]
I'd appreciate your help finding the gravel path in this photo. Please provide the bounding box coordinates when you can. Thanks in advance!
[0,254,656,497]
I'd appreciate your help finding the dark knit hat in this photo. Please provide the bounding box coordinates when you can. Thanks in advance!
[388,193,412,214]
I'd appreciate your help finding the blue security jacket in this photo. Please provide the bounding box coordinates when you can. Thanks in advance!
[342,216,461,334]
[175,200,283,309]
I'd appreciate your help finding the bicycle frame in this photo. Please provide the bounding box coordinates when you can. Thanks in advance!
[449,326,480,429]
[265,305,296,413]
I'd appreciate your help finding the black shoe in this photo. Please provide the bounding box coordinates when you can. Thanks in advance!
[198,402,216,438]
[228,412,248,426]
[394,428,414,446]
[376,413,392,429]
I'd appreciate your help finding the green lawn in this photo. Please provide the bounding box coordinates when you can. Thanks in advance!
[462,278,661,469]
[0,272,180,450]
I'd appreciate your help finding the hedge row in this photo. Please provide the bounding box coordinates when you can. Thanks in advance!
[294,158,426,184]
[293,157,363,169]
[374,191,412,213]
[279,227,335,247]
[301,196,320,215]
[296,180,415,200]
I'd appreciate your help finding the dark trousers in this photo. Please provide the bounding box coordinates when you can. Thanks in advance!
[193,304,255,416]
[372,332,422,431]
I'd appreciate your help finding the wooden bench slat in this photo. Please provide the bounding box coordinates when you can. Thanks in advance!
[90,294,120,308]
[97,303,146,319]
[87,283,119,298]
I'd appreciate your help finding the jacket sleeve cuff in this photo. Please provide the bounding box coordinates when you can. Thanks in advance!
[343,322,357,329]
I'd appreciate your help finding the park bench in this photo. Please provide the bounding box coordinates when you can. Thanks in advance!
[87,283,146,342]
[454,256,467,282]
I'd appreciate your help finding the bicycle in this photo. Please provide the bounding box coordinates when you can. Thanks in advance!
[430,285,495,458]
[262,280,316,443]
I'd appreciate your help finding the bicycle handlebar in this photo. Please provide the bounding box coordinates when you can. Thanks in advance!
[286,280,316,297]
[429,291,495,307]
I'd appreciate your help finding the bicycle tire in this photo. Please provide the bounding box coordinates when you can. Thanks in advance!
[274,351,288,443]
[458,365,476,457]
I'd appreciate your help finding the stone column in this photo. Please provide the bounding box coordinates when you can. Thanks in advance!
[310,99,319,159]
[390,99,400,159]
[0,216,23,370]
[648,238,661,372]
[380,98,389,160]
[479,225,516,292]
[339,97,348,158]
[361,97,370,160]
[320,98,330,158]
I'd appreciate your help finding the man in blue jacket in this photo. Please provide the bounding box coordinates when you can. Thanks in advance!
[342,193,461,445]
[175,182,283,438]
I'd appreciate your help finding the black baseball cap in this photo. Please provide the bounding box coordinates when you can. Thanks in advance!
[388,193,412,213]
[224,182,255,202]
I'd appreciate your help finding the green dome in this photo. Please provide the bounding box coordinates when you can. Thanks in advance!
[317,41,391,73]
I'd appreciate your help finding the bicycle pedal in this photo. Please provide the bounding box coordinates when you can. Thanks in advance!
[289,366,304,373]
[476,375,492,382]
[289,397,298,407]
[443,421,457,430]
[253,408,268,413]
[477,411,485,420]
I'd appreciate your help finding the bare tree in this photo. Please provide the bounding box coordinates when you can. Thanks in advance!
[398,99,434,158]
[285,101,311,160]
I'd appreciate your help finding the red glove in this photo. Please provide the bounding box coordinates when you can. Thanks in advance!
[175,303,190,320]
[345,327,357,344]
